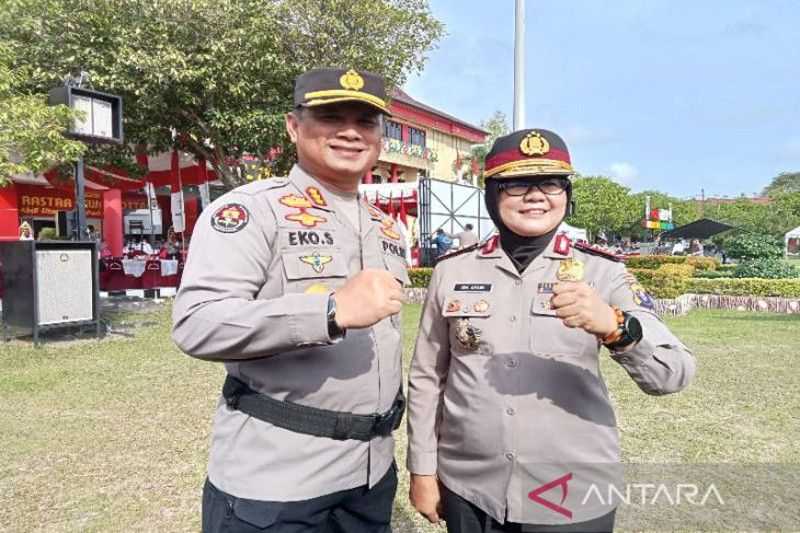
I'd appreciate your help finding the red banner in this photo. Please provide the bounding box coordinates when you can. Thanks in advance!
[16,184,103,218]
[122,193,148,211]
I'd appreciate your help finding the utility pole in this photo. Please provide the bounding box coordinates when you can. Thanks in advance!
[700,188,705,218]
[513,0,525,130]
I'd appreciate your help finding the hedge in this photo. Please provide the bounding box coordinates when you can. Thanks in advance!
[409,268,800,298]
[624,255,718,271]
[409,268,433,288]
[686,278,800,297]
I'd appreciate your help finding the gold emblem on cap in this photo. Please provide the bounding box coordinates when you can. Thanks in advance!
[519,131,550,156]
[557,258,585,282]
[339,69,365,91]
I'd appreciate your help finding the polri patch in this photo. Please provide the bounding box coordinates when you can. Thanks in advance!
[211,203,250,233]
[454,283,492,292]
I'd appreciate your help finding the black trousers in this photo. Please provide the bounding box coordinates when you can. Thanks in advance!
[442,485,615,533]
[202,464,397,533]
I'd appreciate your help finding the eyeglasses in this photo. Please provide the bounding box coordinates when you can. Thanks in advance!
[498,177,570,196]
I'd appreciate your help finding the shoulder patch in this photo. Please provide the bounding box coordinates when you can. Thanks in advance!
[573,242,623,262]
[436,242,481,263]
[211,203,250,233]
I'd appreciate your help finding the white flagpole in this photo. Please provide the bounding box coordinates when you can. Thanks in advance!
[513,0,526,130]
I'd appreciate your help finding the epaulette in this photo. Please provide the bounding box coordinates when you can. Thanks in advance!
[573,241,623,262]
[233,177,290,196]
[436,242,481,263]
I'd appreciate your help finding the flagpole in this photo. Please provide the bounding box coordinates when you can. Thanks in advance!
[513,0,526,130]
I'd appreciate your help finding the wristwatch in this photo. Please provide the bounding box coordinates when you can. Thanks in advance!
[327,295,346,340]
[601,305,643,351]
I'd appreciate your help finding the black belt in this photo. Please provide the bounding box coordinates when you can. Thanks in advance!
[222,375,405,442]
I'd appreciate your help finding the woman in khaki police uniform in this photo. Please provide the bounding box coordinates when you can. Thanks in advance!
[407,129,695,533]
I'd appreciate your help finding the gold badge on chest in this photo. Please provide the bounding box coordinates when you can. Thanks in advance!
[557,258,585,282]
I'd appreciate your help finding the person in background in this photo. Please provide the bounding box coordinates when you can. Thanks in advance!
[454,223,478,250]
[432,228,453,259]
[18,221,34,240]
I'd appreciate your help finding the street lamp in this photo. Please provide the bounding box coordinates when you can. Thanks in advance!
[48,71,124,239]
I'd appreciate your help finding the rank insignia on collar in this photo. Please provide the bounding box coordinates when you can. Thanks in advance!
[557,258,584,282]
[455,318,482,351]
[300,252,333,274]
[553,233,571,255]
[305,187,328,208]
[210,203,250,233]
[280,194,328,228]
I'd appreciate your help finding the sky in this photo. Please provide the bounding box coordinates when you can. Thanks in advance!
[404,0,800,199]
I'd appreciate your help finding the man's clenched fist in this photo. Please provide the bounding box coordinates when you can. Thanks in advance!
[332,269,404,329]
[550,281,618,337]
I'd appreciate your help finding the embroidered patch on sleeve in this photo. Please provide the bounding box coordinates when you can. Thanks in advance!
[210,203,250,233]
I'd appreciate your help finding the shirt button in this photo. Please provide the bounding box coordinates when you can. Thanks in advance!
[505,452,515,461]
[507,359,518,368]
[515,279,522,286]
[510,315,517,322]
[506,407,515,416]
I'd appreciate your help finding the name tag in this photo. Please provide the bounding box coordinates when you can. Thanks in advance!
[453,283,492,292]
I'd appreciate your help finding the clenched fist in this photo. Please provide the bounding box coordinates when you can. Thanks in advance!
[409,474,443,524]
[551,281,618,337]
[332,269,404,329]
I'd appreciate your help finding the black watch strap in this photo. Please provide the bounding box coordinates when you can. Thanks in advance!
[327,295,346,340]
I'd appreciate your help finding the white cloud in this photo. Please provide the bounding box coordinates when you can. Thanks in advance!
[608,162,639,184]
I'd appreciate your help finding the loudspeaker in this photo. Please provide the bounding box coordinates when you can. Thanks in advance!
[0,240,99,344]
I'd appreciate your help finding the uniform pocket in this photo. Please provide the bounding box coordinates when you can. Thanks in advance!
[530,295,597,357]
[280,249,348,294]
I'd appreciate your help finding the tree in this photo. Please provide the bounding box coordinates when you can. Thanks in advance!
[762,171,800,197]
[0,42,85,185]
[0,0,444,188]
[565,176,638,241]
[459,110,509,187]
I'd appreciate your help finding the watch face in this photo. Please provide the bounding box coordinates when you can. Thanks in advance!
[625,315,643,342]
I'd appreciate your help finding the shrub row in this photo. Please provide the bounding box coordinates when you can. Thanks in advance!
[624,255,719,271]
[410,268,800,298]
[409,268,433,288]
[686,278,800,297]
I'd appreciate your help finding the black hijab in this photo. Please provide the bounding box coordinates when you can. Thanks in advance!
[484,177,572,273]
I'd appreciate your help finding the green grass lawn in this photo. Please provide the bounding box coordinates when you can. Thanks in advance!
[1,305,798,531]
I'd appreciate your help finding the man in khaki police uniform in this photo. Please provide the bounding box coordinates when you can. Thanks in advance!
[173,68,410,532]
[407,129,696,532]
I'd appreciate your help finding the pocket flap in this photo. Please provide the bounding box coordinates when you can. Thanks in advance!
[531,292,559,317]
[442,294,492,318]
[281,249,348,280]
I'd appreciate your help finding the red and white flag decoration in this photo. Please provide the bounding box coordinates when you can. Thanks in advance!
[170,150,185,233]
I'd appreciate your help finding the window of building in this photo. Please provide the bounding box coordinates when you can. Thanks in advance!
[409,127,426,147]
[384,120,403,141]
